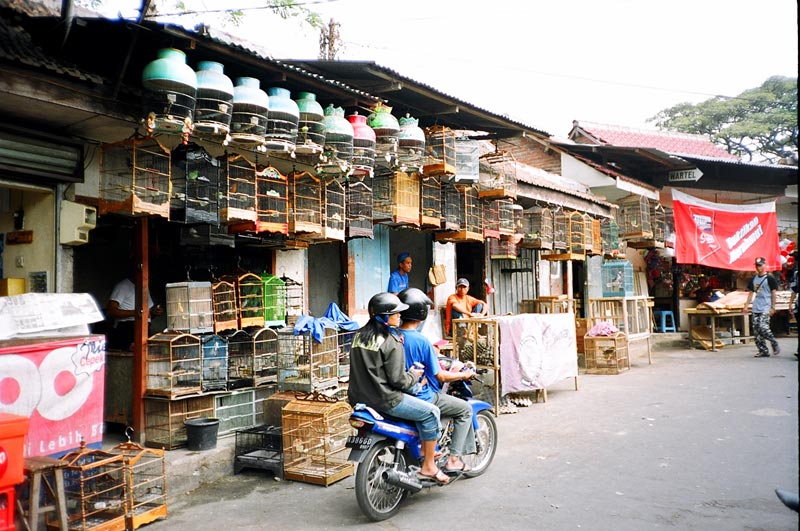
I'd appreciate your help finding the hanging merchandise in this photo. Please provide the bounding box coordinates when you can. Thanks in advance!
[317,104,354,176]
[348,112,376,177]
[367,102,400,172]
[397,114,425,173]
[265,87,300,152]
[454,136,480,183]
[423,125,456,178]
[229,77,269,149]
[170,142,221,225]
[142,48,197,139]
[192,61,234,138]
[294,91,326,154]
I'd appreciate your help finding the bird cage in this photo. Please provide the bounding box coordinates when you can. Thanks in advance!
[218,153,257,224]
[294,91,325,154]
[281,276,305,327]
[349,113,376,177]
[109,439,167,530]
[170,142,220,225]
[336,329,356,380]
[229,165,289,235]
[58,443,128,531]
[454,136,480,183]
[201,334,228,391]
[229,77,269,149]
[397,114,425,173]
[227,272,265,329]
[317,104,354,177]
[423,125,456,177]
[497,198,517,238]
[179,223,235,247]
[226,327,278,389]
[145,332,202,398]
[552,209,568,251]
[277,327,339,393]
[264,87,299,152]
[164,279,213,334]
[618,194,652,240]
[602,259,635,297]
[281,393,354,486]
[99,136,171,218]
[521,206,553,249]
[261,274,287,327]
[582,213,595,254]
[192,61,234,138]
[568,211,586,255]
[211,278,238,333]
[345,174,374,239]
[288,170,323,237]
[143,395,215,449]
[650,202,667,244]
[587,216,602,255]
[318,177,346,242]
[419,174,441,229]
[478,150,517,199]
[141,48,196,137]
[663,207,675,247]
[439,180,461,231]
[482,199,501,239]
[601,217,622,256]
[372,170,421,226]
[368,103,400,172]
[435,184,483,243]
[490,238,519,260]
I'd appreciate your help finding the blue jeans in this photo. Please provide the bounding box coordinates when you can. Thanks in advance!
[450,304,484,335]
[386,394,441,441]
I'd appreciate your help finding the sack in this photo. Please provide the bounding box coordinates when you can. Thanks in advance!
[428,264,447,286]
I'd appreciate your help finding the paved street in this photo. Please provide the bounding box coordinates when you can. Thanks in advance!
[148,338,798,531]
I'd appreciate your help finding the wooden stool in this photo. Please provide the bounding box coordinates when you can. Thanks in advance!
[15,456,69,531]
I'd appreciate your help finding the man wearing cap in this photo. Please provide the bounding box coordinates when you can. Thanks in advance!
[745,257,780,357]
[690,275,714,303]
[445,278,488,336]
[388,252,412,294]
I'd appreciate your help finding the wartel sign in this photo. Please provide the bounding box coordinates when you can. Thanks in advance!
[671,189,780,271]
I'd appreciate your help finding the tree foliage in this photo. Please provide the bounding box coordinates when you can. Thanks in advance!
[648,76,798,164]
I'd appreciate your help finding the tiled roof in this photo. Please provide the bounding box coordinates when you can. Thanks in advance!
[574,121,738,160]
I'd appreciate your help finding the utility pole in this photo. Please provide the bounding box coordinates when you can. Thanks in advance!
[319,18,341,60]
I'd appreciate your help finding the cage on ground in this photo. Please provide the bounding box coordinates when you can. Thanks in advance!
[276,327,339,393]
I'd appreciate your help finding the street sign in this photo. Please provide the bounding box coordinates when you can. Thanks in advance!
[668,168,703,182]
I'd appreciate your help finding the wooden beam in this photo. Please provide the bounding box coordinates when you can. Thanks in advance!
[132,216,149,443]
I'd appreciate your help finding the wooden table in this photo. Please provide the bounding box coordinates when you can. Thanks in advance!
[685,309,753,351]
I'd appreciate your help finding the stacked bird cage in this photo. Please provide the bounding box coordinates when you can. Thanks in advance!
[567,211,586,256]
[520,206,553,249]
[372,170,420,226]
[336,328,356,381]
[419,174,441,229]
[226,327,278,389]
[170,142,220,225]
[482,199,501,239]
[552,209,568,251]
[345,174,374,239]
[145,332,202,398]
[264,87,299,152]
[143,395,215,449]
[368,103,400,173]
[478,150,517,199]
[287,170,323,238]
[454,136,480,184]
[618,194,652,240]
[439,180,461,231]
[261,273,287,327]
[201,334,228,391]
[218,153,257,224]
[489,238,519,260]
[320,177,346,241]
[254,165,288,235]
[224,272,265,330]
[109,439,167,530]
[215,389,257,436]
[276,327,339,393]
[436,184,483,242]
[99,136,171,219]
[281,394,354,486]
[497,198,517,239]
[294,91,325,155]
[280,276,305,327]
[164,279,214,334]
[423,125,456,177]
[601,217,623,256]
[211,278,239,333]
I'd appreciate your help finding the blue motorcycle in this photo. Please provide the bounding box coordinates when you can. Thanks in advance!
[346,359,498,521]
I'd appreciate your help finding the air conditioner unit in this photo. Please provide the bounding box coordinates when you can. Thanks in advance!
[59,200,96,245]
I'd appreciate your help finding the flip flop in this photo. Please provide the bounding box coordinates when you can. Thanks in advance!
[444,461,472,474]
[418,469,450,484]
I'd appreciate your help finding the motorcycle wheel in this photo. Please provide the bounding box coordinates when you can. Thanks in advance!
[462,410,497,477]
[354,440,409,521]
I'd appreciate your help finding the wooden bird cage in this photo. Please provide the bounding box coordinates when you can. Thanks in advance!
[109,440,167,530]
[490,238,519,260]
[261,273,287,327]
[588,216,602,255]
[497,198,517,238]
[372,170,420,227]
[663,207,675,247]
[482,199,501,239]
[422,125,456,177]
[288,170,323,237]
[601,217,622,256]
[200,334,228,391]
[281,394,354,486]
[580,213,595,255]
[57,444,128,531]
[226,272,265,329]
[145,331,202,398]
[211,278,238,333]
[218,153,257,224]
[144,395,215,449]
[345,174,374,239]
[435,184,483,243]
[618,194,653,240]
[164,280,214,334]
[277,328,339,393]
[99,136,171,218]
[650,202,667,245]
[439,180,461,231]
[568,211,586,256]
[248,165,288,235]
[454,137,480,184]
[226,327,278,389]
[320,177,346,242]
[478,150,517,200]
[281,276,305,327]
[419,174,441,229]
[520,206,553,249]
[170,142,220,225]
[552,209,568,251]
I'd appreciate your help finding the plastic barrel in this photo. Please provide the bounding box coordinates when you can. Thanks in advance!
[184,417,220,451]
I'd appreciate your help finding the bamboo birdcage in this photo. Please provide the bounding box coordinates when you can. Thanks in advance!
[497,198,517,238]
[372,170,420,226]
[490,238,519,260]
[164,279,213,334]
[109,439,167,530]
[144,395,215,449]
[454,136,480,183]
[435,184,483,243]
[521,206,553,249]
[218,153,257,224]
[345,174,374,239]
[281,276,305,327]
[419,174,441,229]
[320,177,346,241]
[439,180,461,231]
[254,165,288,235]
[478,150,517,199]
[99,136,171,218]
[277,328,339,393]
[568,211,586,255]
[170,142,220,225]
[587,216,602,255]
[225,272,265,329]
[145,332,202,398]
[663,206,675,247]
[288,170,323,237]
[201,334,228,391]
[618,194,652,240]
[553,209,568,251]
[482,199,500,239]
[650,202,667,244]
[422,125,456,177]
[211,278,238,333]
[261,273,286,327]
[601,217,622,256]
[226,327,278,389]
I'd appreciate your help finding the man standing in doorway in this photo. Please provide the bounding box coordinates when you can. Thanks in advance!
[746,257,780,358]
[388,252,412,294]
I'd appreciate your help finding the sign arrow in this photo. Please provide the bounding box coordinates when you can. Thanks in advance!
[668,168,703,182]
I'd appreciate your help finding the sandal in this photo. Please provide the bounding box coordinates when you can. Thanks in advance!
[417,469,450,484]
[444,460,472,473]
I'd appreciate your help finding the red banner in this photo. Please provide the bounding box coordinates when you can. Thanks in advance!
[672,189,781,271]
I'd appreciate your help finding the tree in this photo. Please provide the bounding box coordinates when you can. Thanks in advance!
[648,76,798,164]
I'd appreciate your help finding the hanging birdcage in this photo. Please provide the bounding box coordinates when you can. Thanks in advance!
[650,202,667,244]
[179,223,235,247]
[454,136,480,183]
[553,209,568,251]
[482,199,500,239]
[165,277,213,334]
[601,217,622,256]
[211,278,238,333]
[345,173,374,239]
[372,170,420,227]
[145,331,202,398]
[229,77,269,149]
[317,177,346,242]
[521,206,553,249]
[490,238,519,260]
[423,125,456,177]
[218,153,257,224]
[398,114,425,173]
[568,211,586,255]
[226,327,278,388]
[294,91,326,154]
[225,272,265,329]
[419,174,441,229]
[435,184,483,243]
[256,165,288,234]
[192,61,234,138]
[478,150,517,199]
[336,328,356,380]
[582,213,595,254]
[170,142,220,225]
[439,180,461,231]
[261,274,286,326]
[497,199,517,238]
[317,104,353,177]
[198,334,227,391]
[141,48,196,136]
[368,103,400,172]
[109,440,167,530]
[280,276,305,327]
[277,327,339,393]
[664,207,675,248]
[288,170,323,237]
[618,194,653,240]
[264,87,299,152]
[349,113,376,177]
[99,136,171,218]
[585,215,602,255]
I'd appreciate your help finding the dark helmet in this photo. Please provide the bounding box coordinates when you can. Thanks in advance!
[368,292,409,319]
[398,288,433,322]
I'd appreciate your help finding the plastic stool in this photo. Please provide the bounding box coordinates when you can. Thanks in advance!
[16,456,69,531]
[659,310,677,333]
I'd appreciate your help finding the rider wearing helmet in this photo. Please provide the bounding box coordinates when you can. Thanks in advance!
[348,292,448,483]
[398,288,477,477]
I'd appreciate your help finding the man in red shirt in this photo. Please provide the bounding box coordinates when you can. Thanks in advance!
[445,278,488,336]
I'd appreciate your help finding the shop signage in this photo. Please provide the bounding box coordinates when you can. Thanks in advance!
[668,168,703,182]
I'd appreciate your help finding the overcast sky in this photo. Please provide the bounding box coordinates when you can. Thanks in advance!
[112,0,799,137]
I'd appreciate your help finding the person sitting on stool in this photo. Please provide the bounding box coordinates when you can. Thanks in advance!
[445,278,488,336]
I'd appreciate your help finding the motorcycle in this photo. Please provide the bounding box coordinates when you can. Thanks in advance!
[346,358,498,521]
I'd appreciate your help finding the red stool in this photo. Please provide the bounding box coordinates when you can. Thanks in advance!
[1,487,16,531]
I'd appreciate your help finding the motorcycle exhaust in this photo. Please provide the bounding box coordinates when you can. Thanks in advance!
[382,468,423,493]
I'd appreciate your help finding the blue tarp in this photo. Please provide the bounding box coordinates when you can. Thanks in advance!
[293,303,359,343]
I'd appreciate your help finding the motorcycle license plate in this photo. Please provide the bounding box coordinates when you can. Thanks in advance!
[346,435,372,450]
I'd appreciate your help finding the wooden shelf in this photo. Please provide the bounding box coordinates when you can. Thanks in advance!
[587,296,653,364]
